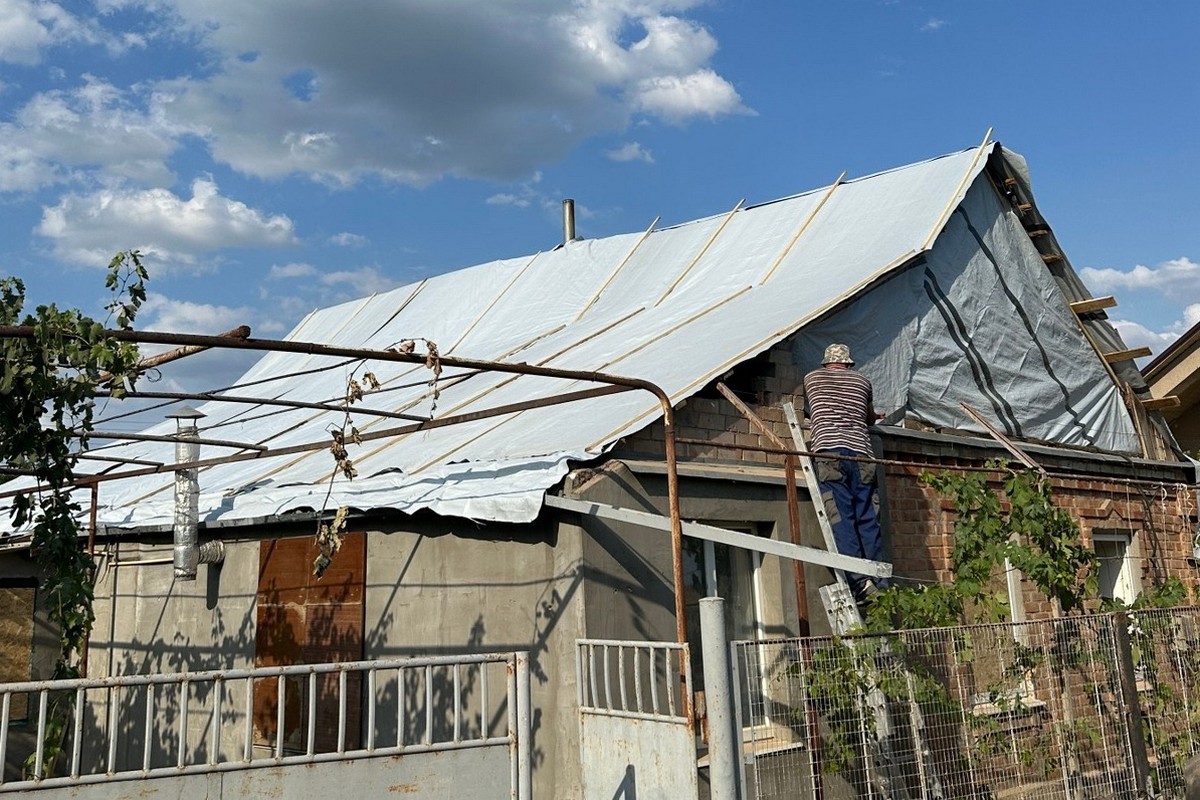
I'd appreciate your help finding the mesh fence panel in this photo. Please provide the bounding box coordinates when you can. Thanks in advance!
[1128,608,1200,796]
[731,611,1180,800]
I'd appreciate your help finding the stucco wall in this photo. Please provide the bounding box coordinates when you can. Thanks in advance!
[362,513,583,798]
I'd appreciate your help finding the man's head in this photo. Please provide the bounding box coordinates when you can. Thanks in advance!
[821,343,854,368]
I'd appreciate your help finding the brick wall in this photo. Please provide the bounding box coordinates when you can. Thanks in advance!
[881,432,1200,615]
[620,341,803,463]
[616,337,1199,616]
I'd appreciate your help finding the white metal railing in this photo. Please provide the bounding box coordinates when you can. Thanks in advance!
[0,652,531,795]
[575,639,689,724]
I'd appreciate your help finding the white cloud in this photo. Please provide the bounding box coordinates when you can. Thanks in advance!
[0,76,178,192]
[139,294,259,335]
[1080,257,1200,296]
[319,266,400,296]
[124,1,749,185]
[1110,319,1178,363]
[268,262,318,279]
[127,294,278,392]
[0,0,144,65]
[0,0,93,64]
[634,69,753,123]
[484,170,594,224]
[921,18,947,32]
[486,192,530,208]
[36,178,297,265]
[606,141,655,163]
[1109,304,1200,362]
[328,232,367,247]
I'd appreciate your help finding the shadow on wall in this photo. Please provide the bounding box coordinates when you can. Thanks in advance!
[34,581,520,776]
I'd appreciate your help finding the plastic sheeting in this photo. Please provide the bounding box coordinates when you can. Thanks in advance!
[792,176,1139,452]
[0,142,1146,533]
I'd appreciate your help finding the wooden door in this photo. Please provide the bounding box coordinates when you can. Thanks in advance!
[253,533,365,752]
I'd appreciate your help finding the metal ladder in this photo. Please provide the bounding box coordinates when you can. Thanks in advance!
[783,401,944,800]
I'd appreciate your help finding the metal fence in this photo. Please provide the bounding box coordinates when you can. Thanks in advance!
[0,652,531,796]
[576,638,690,723]
[732,608,1200,800]
[576,639,698,800]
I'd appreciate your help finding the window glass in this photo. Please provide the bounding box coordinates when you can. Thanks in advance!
[1094,534,1136,604]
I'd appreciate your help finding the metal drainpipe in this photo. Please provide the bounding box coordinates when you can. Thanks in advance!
[167,406,223,580]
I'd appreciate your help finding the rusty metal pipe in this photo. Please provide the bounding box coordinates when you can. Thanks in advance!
[91,389,430,423]
[0,324,690,713]
[0,385,636,494]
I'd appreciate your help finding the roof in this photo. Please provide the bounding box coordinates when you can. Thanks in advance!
[10,143,1006,530]
[1142,317,1200,424]
[1144,317,1200,385]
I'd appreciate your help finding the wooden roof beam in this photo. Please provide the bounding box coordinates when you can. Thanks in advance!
[1103,347,1153,363]
[1070,296,1117,315]
[1142,396,1181,411]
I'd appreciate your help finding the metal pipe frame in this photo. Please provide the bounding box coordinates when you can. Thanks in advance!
[90,388,432,423]
[0,324,692,717]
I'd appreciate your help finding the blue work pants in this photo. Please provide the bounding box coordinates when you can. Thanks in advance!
[816,447,890,601]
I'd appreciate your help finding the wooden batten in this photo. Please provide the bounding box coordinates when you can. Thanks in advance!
[1041,253,1064,264]
[1103,347,1153,363]
[1142,396,1182,411]
[1070,296,1117,315]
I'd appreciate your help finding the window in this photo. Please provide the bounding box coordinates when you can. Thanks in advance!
[0,578,37,723]
[682,526,770,729]
[1094,531,1139,605]
[969,557,1037,713]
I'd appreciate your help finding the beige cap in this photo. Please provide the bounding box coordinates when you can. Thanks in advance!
[822,343,854,365]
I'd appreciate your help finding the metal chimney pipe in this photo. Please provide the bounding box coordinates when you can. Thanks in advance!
[167,406,221,580]
[562,199,576,244]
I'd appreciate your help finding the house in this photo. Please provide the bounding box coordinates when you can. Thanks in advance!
[1,138,1196,797]
[1144,317,1200,454]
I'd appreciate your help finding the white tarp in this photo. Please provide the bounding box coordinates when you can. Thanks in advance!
[0,143,1143,532]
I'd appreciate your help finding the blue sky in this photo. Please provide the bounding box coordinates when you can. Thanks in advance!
[2,1,1197,393]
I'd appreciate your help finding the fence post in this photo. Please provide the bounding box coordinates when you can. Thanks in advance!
[516,652,532,800]
[1113,612,1152,797]
[700,597,739,800]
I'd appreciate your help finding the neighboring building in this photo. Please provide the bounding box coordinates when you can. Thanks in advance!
[1144,317,1200,454]
[1,139,1196,796]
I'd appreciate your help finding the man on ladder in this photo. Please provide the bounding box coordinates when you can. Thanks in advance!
[802,343,891,607]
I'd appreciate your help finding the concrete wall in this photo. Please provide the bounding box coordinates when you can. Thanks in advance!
[566,461,806,643]
[75,513,582,798]
[362,513,583,799]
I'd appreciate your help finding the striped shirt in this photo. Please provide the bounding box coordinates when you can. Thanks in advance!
[802,367,874,455]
